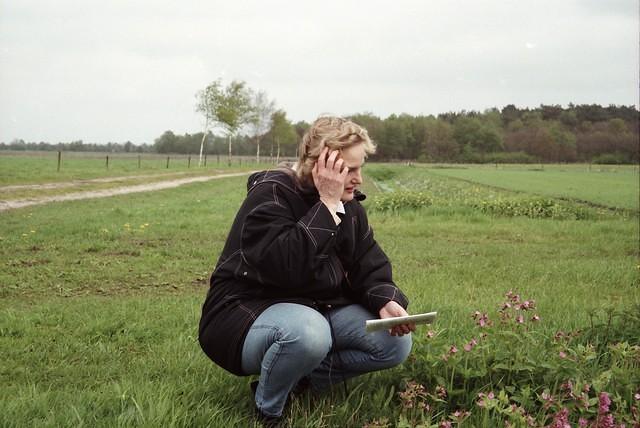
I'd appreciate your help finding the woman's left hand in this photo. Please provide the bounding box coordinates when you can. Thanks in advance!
[379,301,416,336]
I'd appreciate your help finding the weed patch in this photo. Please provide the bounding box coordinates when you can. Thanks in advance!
[472,198,591,220]
[384,292,640,427]
[371,191,433,212]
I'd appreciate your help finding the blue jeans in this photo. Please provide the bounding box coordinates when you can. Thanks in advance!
[241,303,412,417]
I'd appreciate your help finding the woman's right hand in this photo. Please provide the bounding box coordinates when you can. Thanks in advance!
[312,147,348,208]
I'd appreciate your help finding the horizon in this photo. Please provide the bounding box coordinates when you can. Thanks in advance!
[1,0,638,145]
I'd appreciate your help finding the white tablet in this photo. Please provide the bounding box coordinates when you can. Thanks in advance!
[365,311,438,333]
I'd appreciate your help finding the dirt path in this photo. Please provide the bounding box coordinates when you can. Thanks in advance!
[0,171,195,191]
[0,171,254,212]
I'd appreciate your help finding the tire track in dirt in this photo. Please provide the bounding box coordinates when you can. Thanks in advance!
[0,171,194,191]
[0,171,255,212]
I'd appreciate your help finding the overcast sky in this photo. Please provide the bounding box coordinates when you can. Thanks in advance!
[1,0,638,144]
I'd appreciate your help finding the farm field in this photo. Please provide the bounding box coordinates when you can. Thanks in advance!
[0,151,281,187]
[0,162,638,427]
[419,163,639,211]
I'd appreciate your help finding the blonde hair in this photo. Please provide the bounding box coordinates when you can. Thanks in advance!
[297,116,376,183]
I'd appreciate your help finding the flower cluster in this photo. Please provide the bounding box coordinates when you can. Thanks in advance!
[398,381,429,411]
[390,292,639,428]
[499,290,540,325]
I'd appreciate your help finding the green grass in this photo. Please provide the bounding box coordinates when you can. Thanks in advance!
[415,163,639,211]
[1,164,638,427]
[0,152,273,186]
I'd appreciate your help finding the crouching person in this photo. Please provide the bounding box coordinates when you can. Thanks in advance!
[198,116,415,424]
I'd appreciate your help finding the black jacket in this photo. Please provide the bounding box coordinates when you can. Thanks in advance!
[198,169,409,375]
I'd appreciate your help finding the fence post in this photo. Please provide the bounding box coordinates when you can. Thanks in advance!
[217,154,220,165]
[188,155,191,168]
[166,156,170,169]
[138,155,141,169]
[106,155,109,169]
[57,151,62,172]
[204,154,207,167]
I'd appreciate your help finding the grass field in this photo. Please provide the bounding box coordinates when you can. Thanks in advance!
[1,160,638,427]
[419,163,639,211]
[0,151,285,187]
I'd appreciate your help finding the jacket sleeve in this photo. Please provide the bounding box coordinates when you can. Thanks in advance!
[240,182,338,288]
[347,203,409,313]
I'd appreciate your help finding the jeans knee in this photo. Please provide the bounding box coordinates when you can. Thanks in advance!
[385,333,413,367]
[283,316,332,364]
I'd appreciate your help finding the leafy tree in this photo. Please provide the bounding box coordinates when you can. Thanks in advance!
[422,118,458,161]
[270,110,297,162]
[348,113,383,157]
[453,117,502,154]
[154,131,177,153]
[380,114,412,159]
[501,104,521,125]
[196,79,254,166]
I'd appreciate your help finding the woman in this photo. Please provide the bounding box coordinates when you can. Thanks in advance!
[199,116,415,422]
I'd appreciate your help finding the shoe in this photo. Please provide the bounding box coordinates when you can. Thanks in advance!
[254,408,282,427]
[291,376,311,396]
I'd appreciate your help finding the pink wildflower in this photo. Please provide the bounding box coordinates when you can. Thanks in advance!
[561,380,576,399]
[531,314,540,322]
[516,315,524,324]
[439,421,452,428]
[578,417,589,427]
[463,338,478,352]
[634,392,640,401]
[598,414,615,428]
[541,391,556,410]
[476,393,486,408]
[502,302,512,310]
[549,408,570,428]
[472,311,491,327]
[599,391,611,414]
[526,415,536,427]
[435,385,447,399]
[578,393,590,409]
[449,345,458,355]
[559,351,567,359]
[426,330,435,338]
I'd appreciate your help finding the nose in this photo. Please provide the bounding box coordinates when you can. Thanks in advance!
[352,169,362,184]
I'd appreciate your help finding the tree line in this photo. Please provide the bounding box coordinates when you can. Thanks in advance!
[3,78,638,164]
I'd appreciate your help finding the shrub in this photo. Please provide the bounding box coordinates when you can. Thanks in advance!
[371,191,433,212]
[484,151,539,164]
[472,198,590,220]
[592,153,631,165]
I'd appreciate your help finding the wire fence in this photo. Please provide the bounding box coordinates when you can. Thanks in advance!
[0,150,298,172]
